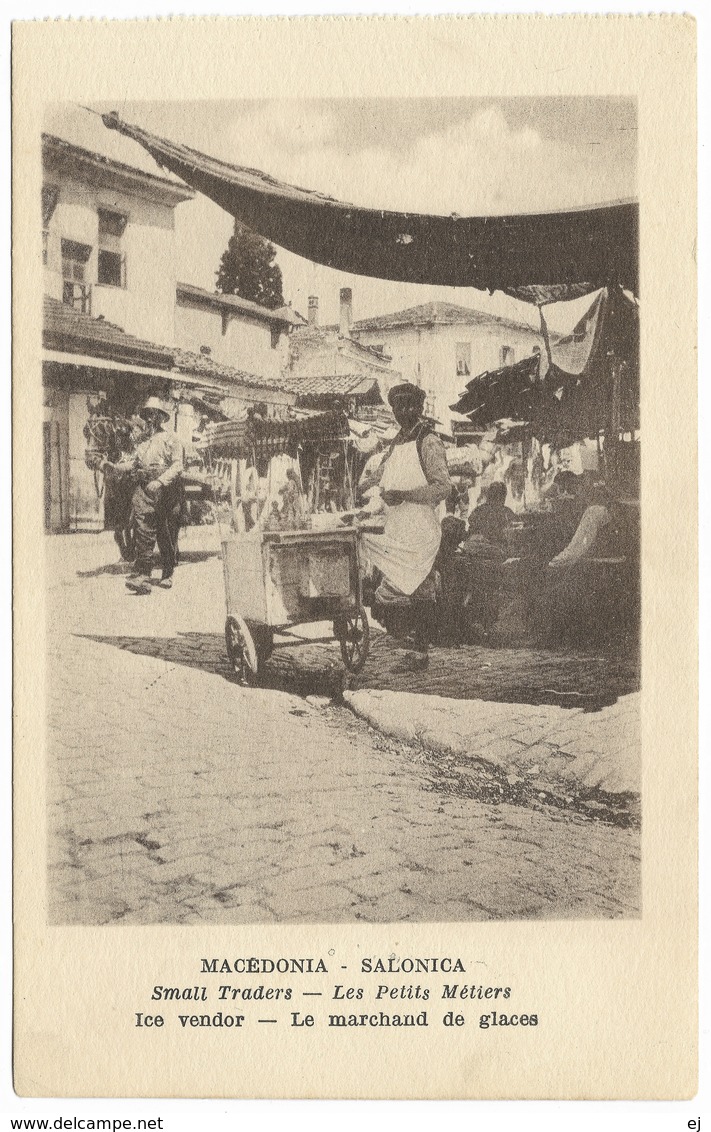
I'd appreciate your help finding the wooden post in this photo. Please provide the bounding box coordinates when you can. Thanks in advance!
[607,359,622,493]
[230,459,243,532]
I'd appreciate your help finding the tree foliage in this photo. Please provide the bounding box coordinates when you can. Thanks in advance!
[216,220,284,309]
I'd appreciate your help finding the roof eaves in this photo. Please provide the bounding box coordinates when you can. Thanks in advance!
[42,133,195,204]
[43,296,175,368]
[176,282,297,325]
[171,348,299,394]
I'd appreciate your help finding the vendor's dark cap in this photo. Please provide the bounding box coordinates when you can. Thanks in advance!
[388,383,426,408]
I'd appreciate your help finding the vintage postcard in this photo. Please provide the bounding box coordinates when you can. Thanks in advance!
[12,15,697,1099]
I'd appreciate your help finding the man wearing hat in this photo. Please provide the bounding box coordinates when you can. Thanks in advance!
[362,382,452,668]
[103,396,184,595]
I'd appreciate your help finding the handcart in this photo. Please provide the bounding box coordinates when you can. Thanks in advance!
[222,524,370,684]
[201,409,374,685]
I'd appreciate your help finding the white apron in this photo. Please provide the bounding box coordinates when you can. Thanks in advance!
[363,439,442,596]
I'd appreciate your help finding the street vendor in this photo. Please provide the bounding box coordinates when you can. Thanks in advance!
[103,396,184,596]
[362,382,452,669]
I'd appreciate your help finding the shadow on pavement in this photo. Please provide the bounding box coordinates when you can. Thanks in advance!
[349,634,639,711]
[77,632,347,699]
[78,626,639,711]
[76,548,220,579]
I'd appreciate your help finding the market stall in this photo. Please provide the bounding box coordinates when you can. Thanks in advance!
[450,285,640,500]
[100,110,641,653]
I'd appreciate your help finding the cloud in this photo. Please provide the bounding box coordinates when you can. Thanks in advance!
[472,105,541,151]
[210,100,632,219]
[169,99,635,328]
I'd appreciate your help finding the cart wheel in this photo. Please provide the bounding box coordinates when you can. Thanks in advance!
[336,606,370,674]
[225,614,259,685]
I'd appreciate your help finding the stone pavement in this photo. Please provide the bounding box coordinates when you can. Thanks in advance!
[46,528,641,925]
[344,688,640,799]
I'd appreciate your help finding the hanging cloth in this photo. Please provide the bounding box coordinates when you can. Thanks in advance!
[100,111,639,294]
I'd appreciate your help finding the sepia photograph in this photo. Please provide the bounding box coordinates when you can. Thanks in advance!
[11,12,698,1103]
[41,94,641,927]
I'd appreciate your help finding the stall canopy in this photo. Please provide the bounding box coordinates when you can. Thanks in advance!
[451,286,639,444]
[202,409,350,460]
[451,354,541,423]
[102,112,638,297]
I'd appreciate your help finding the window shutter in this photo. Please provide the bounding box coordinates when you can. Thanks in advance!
[42,185,59,227]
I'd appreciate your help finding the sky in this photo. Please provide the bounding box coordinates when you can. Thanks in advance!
[44,98,637,333]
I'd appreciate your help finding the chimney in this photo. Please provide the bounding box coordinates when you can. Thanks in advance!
[308,295,319,327]
[339,288,353,337]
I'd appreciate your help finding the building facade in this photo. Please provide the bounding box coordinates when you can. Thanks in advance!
[175,282,301,382]
[43,134,193,346]
[352,301,546,433]
[42,133,297,534]
[288,289,398,412]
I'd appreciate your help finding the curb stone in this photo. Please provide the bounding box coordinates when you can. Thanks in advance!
[342,688,640,824]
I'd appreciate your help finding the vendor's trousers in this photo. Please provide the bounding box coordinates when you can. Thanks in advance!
[373,565,439,652]
[132,483,182,579]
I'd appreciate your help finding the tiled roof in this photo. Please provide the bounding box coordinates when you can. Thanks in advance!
[44,297,298,394]
[291,372,381,398]
[176,282,305,327]
[353,300,540,335]
[42,133,194,205]
[290,324,333,341]
[172,347,298,394]
[290,324,392,363]
[43,295,174,368]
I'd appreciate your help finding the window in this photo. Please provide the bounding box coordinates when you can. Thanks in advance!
[61,239,92,312]
[97,208,127,288]
[456,342,471,377]
[500,345,515,366]
[98,249,123,287]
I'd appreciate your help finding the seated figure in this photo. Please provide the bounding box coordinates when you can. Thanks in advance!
[459,482,515,638]
[540,482,630,641]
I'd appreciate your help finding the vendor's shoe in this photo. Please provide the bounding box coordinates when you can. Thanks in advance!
[156,577,173,589]
[125,576,152,596]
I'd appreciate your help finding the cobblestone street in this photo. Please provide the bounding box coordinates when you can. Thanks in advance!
[47,528,641,925]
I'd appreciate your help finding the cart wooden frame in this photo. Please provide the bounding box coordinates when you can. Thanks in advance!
[222,525,370,685]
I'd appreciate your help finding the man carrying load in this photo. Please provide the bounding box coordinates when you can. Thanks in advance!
[103,396,184,595]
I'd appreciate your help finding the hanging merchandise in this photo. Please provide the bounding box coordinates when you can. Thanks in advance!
[544,289,606,375]
[450,286,639,448]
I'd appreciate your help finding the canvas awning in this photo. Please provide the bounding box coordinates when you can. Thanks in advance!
[43,348,176,382]
[102,112,638,296]
[203,409,351,459]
